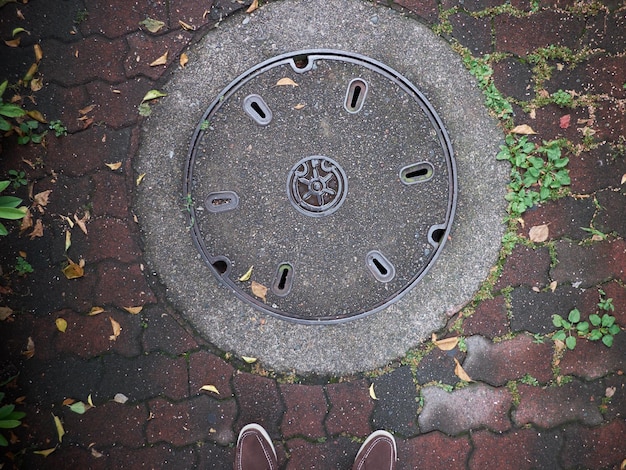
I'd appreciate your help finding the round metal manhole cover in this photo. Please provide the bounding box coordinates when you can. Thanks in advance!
[184,49,457,323]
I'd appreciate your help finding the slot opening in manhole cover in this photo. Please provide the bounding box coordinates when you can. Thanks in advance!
[184,49,457,323]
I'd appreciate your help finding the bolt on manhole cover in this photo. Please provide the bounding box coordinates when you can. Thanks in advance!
[184,50,457,323]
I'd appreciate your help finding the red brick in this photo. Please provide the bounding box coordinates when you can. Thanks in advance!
[233,372,285,438]
[399,432,471,470]
[108,444,197,469]
[551,239,626,287]
[559,335,626,380]
[569,143,626,194]
[62,401,147,448]
[146,396,236,446]
[449,13,492,56]
[91,169,133,219]
[495,245,551,289]
[393,0,439,23]
[196,441,237,470]
[21,444,108,470]
[524,105,591,144]
[325,379,375,438]
[124,30,192,81]
[561,420,626,469]
[74,217,142,264]
[463,334,554,386]
[36,84,91,134]
[42,37,128,87]
[94,261,156,308]
[519,196,596,241]
[492,57,534,101]
[462,296,509,338]
[419,384,512,435]
[169,0,221,28]
[85,78,153,129]
[189,350,234,398]
[80,0,168,38]
[286,437,359,470]
[584,9,626,54]
[494,11,584,56]
[470,429,562,470]
[595,99,626,142]
[595,188,626,239]
[143,307,200,356]
[513,380,604,428]
[280,384,327,439]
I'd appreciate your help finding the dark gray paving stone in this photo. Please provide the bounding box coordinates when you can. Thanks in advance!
[510,286,583,334]
[371,366,420,437]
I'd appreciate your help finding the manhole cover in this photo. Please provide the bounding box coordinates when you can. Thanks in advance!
[184,50,457,323]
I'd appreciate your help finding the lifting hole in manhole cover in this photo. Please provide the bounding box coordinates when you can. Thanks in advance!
[184,49,457,323]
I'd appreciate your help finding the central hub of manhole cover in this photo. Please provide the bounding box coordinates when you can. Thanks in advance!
[184,50,457,323]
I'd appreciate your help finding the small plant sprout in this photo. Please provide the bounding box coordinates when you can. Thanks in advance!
[552,306,620,350]
[7,170,27,189]
[49,119,67,137]
[0,392,26,447]
[200,120,210,131]
[15,257,33,276]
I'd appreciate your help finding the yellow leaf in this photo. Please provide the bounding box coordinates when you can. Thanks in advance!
[87,394,94,407]
[528,224,549,243]
[34,44,43,62]
[34,447,57,457]
[200,385,220,394]
[276,77,298,87]
[136,173,146,186]
[62,258,84,279]
[179,52,188,67]
[238,266,254,282]
[511,124,537,135]
[242,356,257,364]
[139,18,165,33]
[64,230,71,253]
[454,358,472,382]
[0,306,13,321]
[432,333,459,351]
[105,161,122,171]
[53,413,64,442]
[549,281,557,293]
[22,336,35,359]
[88,306,105,316]
[149,51,168,66]
[621,174,626,185]
[109,317,121,341]
[369,383,378,400]
[251,281,267,302]
[12,27,29,37]
[124,306,143,315]
[141,89,167,102]
[294,103,306,110]
[246,0,258,13]
[55,318,67,333]
[178,20,194,30]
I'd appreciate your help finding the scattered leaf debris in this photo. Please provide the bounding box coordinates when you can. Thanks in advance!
[528,224,549,243]
[251,281,267,302]
[275,77,298,87]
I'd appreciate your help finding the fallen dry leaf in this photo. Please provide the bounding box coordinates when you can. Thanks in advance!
[179,52,188,67]
[62,258,84,280]
[27,109,46,123]
[20,209,33,233]
[33,189,52,211]
[79,104,95,115]
[65,230,71,252]
[53,413,64,442]
[30,77,43,92]
[34,43,43,62]
[293,103,306,110]
[33,447,56,457]
[246,0,258,13]
[74,211,89,235]
[139,17,165,33]
[559,114,571,129]
[17,9,25,20]
[62,398,75,406]
[136,173,146,186]
[251,281,267,302]
[276,77,298,87]
[549,280,557,292]
[113,393,129,404]
[22,336,34,358]
[5,38,21,47]
[105,162,122,171]
[511,124,537,135]
[0,306,13,321]
[369,383,378,400]
[123,306,143,315]
[149,51,168,66]
[454,358,472,382]
[200,385,220,394]
[178,19,194,30]
[432,333,459,351]
[242,356,257,364]
[141,89,167,102]
[55,317,67,333]
[88,306,105,316]
[528,224,549,243]
[621,174,626,185]
[109,317,121,341]
[29,219,43,240]
[91,447,104,458]
[238,266,253,282]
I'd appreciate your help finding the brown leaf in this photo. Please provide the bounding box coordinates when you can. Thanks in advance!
[559,114,571,129]
[30,77,43,92]
[293,103,306,110]
[149,51,168,66]
[246,0,258,13]
[511,124,537,135]
[0,306,14,321]
[179,53,188,68]
[432,333,459,351]
[20,209,33,233]
[276,77,298,87]
[528,224,549,243]
[178,20,194,30]
[29,219,43,239]
[62,258,84,279]
[22,336,35,359]
[123,306,143,315]
[109,317,121,341]
[62,398,76,406]
[17,9,25,20]
[251,281,267,302]
[454,358,472,382]
[4,38,21,47]
[78,104,95,115]
[73,211,89,235]
[105,161,122,171]
[136,173,146,186]
[26,109,46,123]
[34,43,43,62]
[33,189,51,210]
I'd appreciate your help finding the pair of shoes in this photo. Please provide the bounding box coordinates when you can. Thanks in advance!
[235,424,278,470]
[235,424,397,470]
[352,430,397,470]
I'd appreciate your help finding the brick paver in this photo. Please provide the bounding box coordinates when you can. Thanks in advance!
[0,0,624,468]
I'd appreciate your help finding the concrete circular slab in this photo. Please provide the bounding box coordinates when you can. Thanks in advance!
[136,0,508,374]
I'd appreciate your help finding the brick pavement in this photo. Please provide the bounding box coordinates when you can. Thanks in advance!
[0,0,624,468]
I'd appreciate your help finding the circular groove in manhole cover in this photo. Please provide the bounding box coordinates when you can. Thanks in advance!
[184,49,457,323]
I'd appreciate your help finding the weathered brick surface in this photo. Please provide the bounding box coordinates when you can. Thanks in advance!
[233,372,285,438]
[559,335,626,380]
[513,380,605,428]
[462,296,509,338]
[94,261,157,307]
[595,188,626,239]
[286,436,359,470]
[492,57,534,101]
[143,307,200,356]
[510,285,583,334]
[147,396,236,446]
[584,9,626,54]
[325,379,376,437]
[21,444,108,470]
[463,334,554,386]
[551,239,626,286]
[398,432,471,470]
[108,444,198,470]
[371,366,420,437]
[78,217,142,263]
[91,170,133,219]
[449,13,492,56]
[85,78,153,129]
[80,0,167,38]
[280,384,327,439]
[495,245,551,290]
[419,384,512,435]
[561,420,626,470]
[188,350,234,398]
[393,0,439,23]
[196,441,236,470]
[519,197,596,241]
[124,31,192,81]
[414,347,461,386]
[569,143,626,194]
[469,429,563,470]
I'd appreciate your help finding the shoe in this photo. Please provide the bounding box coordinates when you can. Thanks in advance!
[352,430,397,470]
[235,423,278,470]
